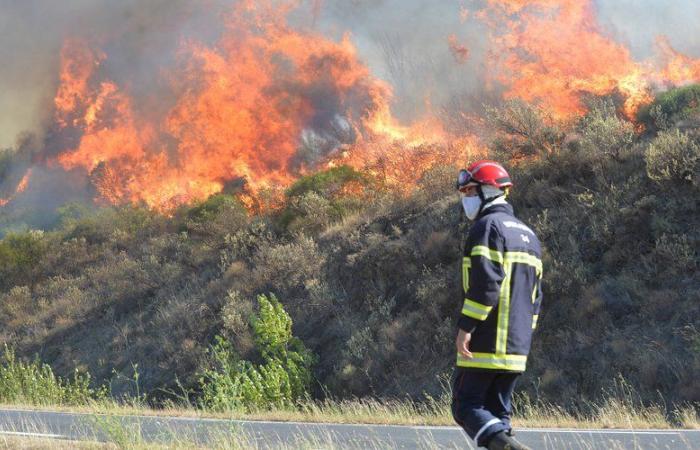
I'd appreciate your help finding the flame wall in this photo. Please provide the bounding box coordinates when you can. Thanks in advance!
[1,0,700,214]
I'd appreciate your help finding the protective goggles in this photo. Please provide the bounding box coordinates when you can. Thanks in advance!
[456,169,474,191]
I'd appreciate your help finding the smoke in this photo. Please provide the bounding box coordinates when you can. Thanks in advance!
[312,0,700,120]
[596,0,700,57]
[0,0,231,228]
[0,0,226,148]
[3,0,700,147]
[310,0,492,123]
[1,0,700,229]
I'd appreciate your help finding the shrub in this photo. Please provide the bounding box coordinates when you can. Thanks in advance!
[277,166,371,233]
[199,294,316,411]
[0,346,106,406]
[180,193,249,246]
[250,235,325,300]
[645,129,700,185]
[577,100,635,160]
[64,205,160,246]
[186,194,235,221]
[0,230,47,289]
[487,100,564,159]
[638,84,700,130]
[285,165,367,198]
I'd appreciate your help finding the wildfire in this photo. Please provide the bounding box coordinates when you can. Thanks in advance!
[479,0,700,119]
[0,169,32,207]
[48,1,465,211]
[5,0,700,213]
[448,34,470,64]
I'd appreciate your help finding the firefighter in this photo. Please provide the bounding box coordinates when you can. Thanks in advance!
[452,160,542,450]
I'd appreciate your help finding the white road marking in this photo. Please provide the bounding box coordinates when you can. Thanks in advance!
[518,429,681,435]
[406,425,683,435]
[0,430,68,439]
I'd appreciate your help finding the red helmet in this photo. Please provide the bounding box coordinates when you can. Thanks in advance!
[456,160,513,191]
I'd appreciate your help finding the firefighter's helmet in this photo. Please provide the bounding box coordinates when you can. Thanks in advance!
[456,160,513,191]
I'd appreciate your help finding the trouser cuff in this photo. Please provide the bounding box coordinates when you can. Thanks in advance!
[476,420,509,447]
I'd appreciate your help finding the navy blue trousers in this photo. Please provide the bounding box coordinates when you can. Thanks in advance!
[451,368,521,448]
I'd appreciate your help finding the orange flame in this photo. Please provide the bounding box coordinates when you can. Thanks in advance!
[0,169,33,207]
[49,1,481,211]
[655,36,700,87]
[480,0,700,119]
[16,170,31,193]
[448,34,470,64]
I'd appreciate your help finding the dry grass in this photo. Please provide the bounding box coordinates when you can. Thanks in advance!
[2,394,697,430]
[0,436,113,449]
[514,399,671,430]
[675,405,700,429]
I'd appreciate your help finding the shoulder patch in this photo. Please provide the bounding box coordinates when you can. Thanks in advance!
[502,220,535,235]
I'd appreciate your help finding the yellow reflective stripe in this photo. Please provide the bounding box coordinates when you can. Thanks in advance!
[471,245,503,264]
[462,257,471,293]
[504,252,542,274]
[456,352,527,371]
[532,315,539,329]
[470,247,542,274]
[461,299,493,321]
[496,261,512,355]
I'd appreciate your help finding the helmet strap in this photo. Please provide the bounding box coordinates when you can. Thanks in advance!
[476,185,505,218]
[476,185,486,217]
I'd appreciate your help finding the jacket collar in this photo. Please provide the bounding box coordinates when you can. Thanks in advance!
[477,202,513,220]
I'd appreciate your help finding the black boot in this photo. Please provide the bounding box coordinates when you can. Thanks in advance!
[486,430,532,450]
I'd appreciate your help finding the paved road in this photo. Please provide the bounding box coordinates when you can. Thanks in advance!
[0,408,698,449]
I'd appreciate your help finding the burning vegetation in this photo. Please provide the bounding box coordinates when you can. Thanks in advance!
[481,0,700,120]
[1,0,700,214]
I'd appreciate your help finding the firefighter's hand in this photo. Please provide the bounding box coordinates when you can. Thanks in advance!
[456,329,473,359]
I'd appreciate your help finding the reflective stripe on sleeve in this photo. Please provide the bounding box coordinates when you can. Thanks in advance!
[505,251,542,274]
[471,245,504,264]
[461,298,493,321]
[470,247,542,274]
[462,257,471,293]
[532,314,539,329]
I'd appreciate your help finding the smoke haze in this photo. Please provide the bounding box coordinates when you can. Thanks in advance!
[3,0,700,146]
[1,0,700,227]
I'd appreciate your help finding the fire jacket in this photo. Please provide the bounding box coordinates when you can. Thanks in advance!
[457,202,543,372]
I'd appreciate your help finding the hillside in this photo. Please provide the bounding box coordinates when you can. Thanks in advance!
[0,94,698,412]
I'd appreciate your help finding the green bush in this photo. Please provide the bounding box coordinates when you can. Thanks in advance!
[645,129,700,185]
[487,100,564,159]
[64,205,160,245]
[199,294,316,411]
[577,100,635,160]
[276,165,371,233]
[0,230,46,289]
[185,194,244,222]
[638,84,700,130]
[0,346,106,406]
[285,165,367,198]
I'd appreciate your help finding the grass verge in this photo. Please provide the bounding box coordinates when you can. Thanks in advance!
[1,394,698,430]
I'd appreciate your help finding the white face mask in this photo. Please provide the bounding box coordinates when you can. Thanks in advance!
[461,196,482,220]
